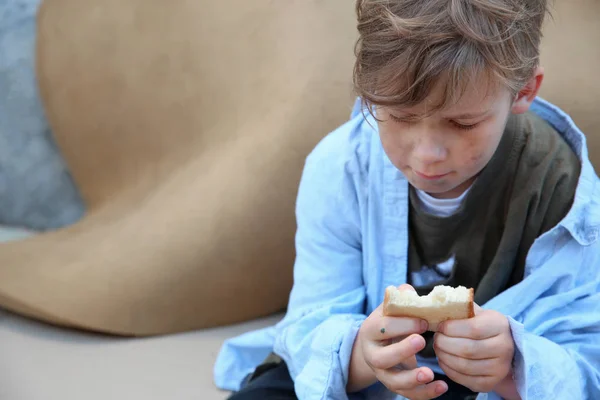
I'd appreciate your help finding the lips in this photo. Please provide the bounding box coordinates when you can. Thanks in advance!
[414,170,449,180]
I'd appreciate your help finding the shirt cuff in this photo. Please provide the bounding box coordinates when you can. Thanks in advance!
[507,316,527,398]
[294,316,363,399]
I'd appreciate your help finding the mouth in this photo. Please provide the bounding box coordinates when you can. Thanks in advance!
[413,170,450,181]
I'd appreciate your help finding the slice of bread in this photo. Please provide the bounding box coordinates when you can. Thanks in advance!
[383,285,475,331]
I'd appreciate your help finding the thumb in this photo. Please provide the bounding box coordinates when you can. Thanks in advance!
[473,303,483,316]
[398,283,416,292]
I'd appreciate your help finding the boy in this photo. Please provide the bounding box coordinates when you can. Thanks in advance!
[215,0,600,399]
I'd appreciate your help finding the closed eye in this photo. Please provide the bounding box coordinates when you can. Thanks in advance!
[451,121,480,131]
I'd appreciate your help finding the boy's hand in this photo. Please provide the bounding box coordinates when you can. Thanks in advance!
[434,305,516,395]
[348,284,448,399]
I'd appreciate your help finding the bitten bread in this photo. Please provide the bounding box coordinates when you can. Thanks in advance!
[383,285,475,331]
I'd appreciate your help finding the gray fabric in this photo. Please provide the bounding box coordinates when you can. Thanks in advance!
[0,0,85,230]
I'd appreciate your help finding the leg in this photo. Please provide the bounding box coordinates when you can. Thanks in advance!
[227,359,475,400]
[228,361,297,400]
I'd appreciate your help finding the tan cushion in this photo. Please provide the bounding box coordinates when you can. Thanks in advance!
[539,0,600,167]
[0,0,357,335]
[0,307,281,400]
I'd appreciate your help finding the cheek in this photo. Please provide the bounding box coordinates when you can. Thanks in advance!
[379,130,410,161]
[468,149,485,164]
[463,143,489,169]
[461,129,502,168]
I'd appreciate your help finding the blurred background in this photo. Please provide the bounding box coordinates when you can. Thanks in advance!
[0,0,598,399]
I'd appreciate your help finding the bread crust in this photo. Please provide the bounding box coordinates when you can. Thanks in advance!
[467,287,475,318]
[383,286,392,315]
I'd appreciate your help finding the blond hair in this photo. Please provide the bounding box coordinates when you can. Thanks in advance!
[353,0,550,113]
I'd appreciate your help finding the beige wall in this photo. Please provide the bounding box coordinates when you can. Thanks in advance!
[539,0,600,168]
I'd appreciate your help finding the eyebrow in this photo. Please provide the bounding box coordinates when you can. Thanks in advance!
[389,112,421,121]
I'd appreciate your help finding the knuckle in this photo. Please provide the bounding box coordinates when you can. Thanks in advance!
[392,317,420,335]
[411,318,423,332]
[387,379,404,393]
[462,341,480,358]
[433,334,445,350]
[390,384,404,393]
[501,339,515,354]
[470,377,495,393]
[422,386,439,400]
[443,366,458,382]
[387,371,415,393]
[469,319,484,338]
[368,355,385,370]
[455,356,471,373]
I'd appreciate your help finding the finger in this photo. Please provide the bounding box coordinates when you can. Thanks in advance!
[398,382,448,400]
[368,334,424,370]
[435,350,497,376]
[366,315,427,341]
[399,354,418,370]
[370,284,425,339]
[438,359,497,394]
[390,353,418,371]
[399,382,448,400]
[378,367,448,398]
[439,312,501,339]
[473,303,483,315]
[434,333,501,360]
[398,283,416,292]
[379,366,434,387]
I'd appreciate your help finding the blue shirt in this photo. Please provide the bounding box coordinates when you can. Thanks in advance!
[214,98,600,400]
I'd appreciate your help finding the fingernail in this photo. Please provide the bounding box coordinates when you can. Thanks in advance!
[421,320,428,332]
[417,371,427,383]
[436,383,447,394]
[410,336,423,348]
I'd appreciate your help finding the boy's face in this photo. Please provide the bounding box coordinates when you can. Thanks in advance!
[376,82,515,199]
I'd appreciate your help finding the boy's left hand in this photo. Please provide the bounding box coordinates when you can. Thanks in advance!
[433,305,515,394]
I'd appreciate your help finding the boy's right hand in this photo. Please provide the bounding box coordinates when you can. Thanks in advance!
[349,284,448,400]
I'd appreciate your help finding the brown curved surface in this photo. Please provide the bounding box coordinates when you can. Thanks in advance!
[0,0,357,335]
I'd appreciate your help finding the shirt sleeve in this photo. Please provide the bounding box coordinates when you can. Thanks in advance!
[273,128,393,400]
[501,236,600,400]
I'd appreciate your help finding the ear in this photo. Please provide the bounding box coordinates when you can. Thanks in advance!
[511,66,544,115]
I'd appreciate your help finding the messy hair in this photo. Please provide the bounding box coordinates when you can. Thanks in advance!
[353,0,550,114]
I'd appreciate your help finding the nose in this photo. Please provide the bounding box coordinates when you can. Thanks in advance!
[412,131,447,165]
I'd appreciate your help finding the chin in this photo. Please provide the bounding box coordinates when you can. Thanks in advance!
[409,177,452,191]
[410,179,464,198]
